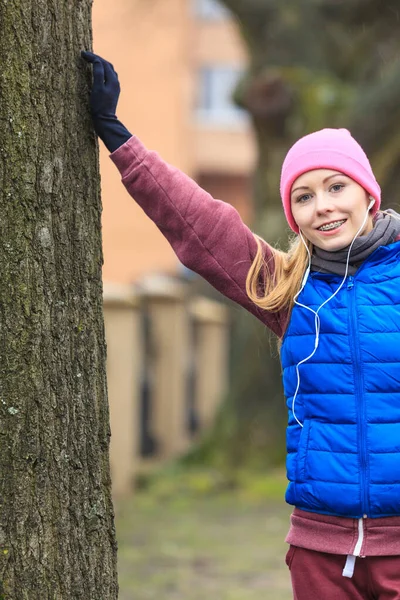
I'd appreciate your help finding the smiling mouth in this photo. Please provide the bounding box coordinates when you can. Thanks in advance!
[317,219,347,232]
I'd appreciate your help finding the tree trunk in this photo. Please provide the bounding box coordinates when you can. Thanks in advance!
[0,1,118,598]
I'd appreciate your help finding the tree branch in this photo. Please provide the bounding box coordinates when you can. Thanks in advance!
[348,57,400,158]
[221,0,278,18]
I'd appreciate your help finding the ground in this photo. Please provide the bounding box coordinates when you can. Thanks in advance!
[115,469,293,600]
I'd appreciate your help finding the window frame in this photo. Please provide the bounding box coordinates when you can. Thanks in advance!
[193,0,230,21]
[195,65,249,128]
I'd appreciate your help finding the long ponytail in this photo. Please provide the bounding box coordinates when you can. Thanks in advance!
[246,234,312,315]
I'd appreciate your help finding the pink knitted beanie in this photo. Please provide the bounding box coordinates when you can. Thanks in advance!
[280,128,381,233]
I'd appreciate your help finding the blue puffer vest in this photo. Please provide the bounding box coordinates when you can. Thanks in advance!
[281,242,400,519]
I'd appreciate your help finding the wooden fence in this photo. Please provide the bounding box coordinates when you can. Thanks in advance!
[103,276,230,497]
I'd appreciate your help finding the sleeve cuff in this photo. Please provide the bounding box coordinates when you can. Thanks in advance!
[110,135,149,174]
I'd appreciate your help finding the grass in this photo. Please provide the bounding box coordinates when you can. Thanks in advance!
[115,469,293,600]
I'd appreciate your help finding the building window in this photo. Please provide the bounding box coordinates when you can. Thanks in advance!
[193,0,230,20]
[195,66,249,127]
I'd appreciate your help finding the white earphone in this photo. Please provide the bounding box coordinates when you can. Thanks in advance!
[291,195,376,428]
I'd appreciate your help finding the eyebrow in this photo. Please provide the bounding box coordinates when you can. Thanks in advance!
[291,173,345,196]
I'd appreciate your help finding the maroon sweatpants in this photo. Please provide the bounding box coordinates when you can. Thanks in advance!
[286,546,400,600]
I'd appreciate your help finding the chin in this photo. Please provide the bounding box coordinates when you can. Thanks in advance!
[313,236,350,252]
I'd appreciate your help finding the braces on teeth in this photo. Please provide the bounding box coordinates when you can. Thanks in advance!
[318,220,346,231]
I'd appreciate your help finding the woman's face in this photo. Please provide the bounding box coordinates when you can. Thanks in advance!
[290,169,374,251]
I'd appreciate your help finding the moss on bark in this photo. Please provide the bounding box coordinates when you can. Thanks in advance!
[0,1,118,597]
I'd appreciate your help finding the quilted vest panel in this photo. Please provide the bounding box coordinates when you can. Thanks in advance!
[281,242,400,518]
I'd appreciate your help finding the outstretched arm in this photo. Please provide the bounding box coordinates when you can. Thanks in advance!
[82,52,287,338]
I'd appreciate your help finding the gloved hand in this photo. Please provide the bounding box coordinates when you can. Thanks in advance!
[81,51,132,152]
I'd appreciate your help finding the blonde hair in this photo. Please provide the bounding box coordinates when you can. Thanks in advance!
[246,209,396,317]
[246,234,312,315]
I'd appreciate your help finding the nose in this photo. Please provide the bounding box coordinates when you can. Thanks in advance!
[315,192,334,215]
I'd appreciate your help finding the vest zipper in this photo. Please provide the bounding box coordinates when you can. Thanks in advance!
[347,275,369,516]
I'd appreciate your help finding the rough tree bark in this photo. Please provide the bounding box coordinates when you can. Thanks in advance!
[0,1,118,598]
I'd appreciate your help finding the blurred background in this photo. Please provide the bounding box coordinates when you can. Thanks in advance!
[93,0,400,597]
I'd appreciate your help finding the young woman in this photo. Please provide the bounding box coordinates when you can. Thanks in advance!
[82,51,400,600]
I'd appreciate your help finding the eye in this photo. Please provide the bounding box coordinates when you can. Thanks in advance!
[296,193,312,203]
[330,183,344,193]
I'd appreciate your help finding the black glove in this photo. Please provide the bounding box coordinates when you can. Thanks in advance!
[81,51,132,152]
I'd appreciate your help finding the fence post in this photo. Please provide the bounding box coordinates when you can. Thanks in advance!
[190,296,230,431]
[103,283,141,497]
[139,275,191,460]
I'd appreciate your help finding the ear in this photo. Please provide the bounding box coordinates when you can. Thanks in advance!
[368,196,375,210]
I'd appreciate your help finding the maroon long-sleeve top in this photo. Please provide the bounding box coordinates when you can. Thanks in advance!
[111,136,288,338]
